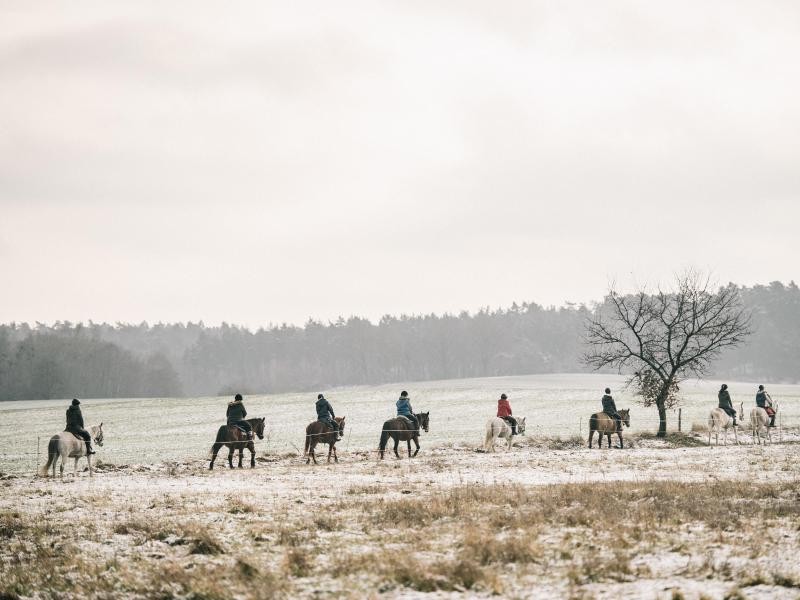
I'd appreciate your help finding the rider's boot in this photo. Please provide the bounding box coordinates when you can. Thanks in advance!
[769,415,776,427]
[85,441,96,455]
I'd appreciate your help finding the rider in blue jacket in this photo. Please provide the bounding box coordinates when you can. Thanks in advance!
[396,391,418,432]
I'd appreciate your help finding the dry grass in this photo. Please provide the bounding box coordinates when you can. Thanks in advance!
[1,472,798,599]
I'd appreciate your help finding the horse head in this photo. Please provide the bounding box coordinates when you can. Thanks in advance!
[253,418,266,440]
[619,409,631,428]
[516,416,527,435]
[335,416,346,437]
[417,412,430,432]
[93,423,104,447]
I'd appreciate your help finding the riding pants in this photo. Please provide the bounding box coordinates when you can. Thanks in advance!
[229,420,252,435]
[720,406,737,421]
[66,427,91,442]
[318,418,339,435]
[604,411,622,432]
[501,416,517,435]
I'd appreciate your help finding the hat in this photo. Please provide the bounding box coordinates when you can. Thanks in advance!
[317,394,324,400]
[400,391,408,397]
[758,385,764,391]
[500,393,507,400]
[234,393,243,402]
[71,398,80,406]
[604,388,611,394]
[721,384,728,390]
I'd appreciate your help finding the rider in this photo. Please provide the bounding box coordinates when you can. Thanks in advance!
[601,388,622,432]
[65,398,95,455]
[226,394,253,439]
[497,393,517,435]
[316,393,341,440]
[718,383,738,426]
[396,391,419,433]
[756,385,776,427]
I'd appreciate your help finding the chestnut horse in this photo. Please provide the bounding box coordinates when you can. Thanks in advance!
[209,417,265,469]
[304,417,346,464]
[378,412,429,459]
[588,409,630,449]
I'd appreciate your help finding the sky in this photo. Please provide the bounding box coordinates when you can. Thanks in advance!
[1,1,799,327]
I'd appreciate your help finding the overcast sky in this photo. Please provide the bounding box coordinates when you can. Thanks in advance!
[1,1,798,327]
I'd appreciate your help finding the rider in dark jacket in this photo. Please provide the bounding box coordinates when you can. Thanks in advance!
[316,394,341,439]
[65,398,94,454]
[226,394,253,439]
[718,384,737,425]
[601,388,622,432]
[755,385,776,427]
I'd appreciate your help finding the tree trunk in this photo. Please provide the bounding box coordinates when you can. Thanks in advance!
[657,402,667,437]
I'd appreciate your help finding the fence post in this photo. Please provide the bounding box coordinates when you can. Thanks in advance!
[678,408,682,433]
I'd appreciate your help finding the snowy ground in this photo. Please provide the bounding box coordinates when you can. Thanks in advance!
[2,433,799,599]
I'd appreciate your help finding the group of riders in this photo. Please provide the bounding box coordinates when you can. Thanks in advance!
[60,382,778,455]
[717,383,777,427]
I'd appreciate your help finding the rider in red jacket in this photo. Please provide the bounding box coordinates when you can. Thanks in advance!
[497,393,517,434]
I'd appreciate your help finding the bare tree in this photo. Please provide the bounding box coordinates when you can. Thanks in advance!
[584,271,752,436]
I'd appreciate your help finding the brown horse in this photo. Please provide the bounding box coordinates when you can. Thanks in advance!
[588,409,630,449]
[209,418,265,469]
[304,417,346,464]
[378,412,430,459]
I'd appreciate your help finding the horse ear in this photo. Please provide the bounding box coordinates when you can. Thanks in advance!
[100,422,103,427]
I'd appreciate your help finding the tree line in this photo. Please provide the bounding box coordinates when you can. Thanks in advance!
[0,281,797,401]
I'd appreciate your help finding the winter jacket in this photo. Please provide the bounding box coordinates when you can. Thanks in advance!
[226,401,247,424]
[601,394,617,415]
[718,390,734,411]
[497,398,512,418]
[756,391,771,408]
[65,405,85,431]
[396,397,413,416]
[316,397,335,421]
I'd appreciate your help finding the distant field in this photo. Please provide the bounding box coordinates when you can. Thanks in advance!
[1,373,797,475]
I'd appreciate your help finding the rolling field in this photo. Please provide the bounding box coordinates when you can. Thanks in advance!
[1,373,797,475]
[1,374,799,599]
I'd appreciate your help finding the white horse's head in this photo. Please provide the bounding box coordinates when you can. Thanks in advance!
[91,423,104,447]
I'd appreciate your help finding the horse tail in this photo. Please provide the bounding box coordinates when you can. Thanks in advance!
[379,425,390,452]
[304,429,311,455]
[588,413,598,432]
[39,437,59,477]
[484,422,494,450]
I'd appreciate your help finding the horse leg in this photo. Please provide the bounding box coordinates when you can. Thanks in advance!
[74,457,79,476]
[393,436,401,459]
[327,442,333,464]
[227,445,235,468]
[238,446,244,468]
[407,438,412,458]
[87,454,93,477]
[249,441,256,468]
[617,430,623,449]
[588,429,594,449]
[412,435,420,457]
[333,444,338,463]
[210,442,222,470]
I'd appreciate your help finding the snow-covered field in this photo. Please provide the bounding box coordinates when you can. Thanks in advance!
[1,373,797,475]
[1,374,799,599]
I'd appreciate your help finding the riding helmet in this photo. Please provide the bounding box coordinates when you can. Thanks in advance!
[604,388,610,394]
[721,384,728,390]
[317,393,324,400]
[234,393,243,402]
[400,391,408,397]
[500,393,507,400]
[72,398,80,406]
[758,384,764,391]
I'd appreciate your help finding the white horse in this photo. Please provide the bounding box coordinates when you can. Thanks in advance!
[484,417,526,452]
[750,408,772,445]
[708,402,743,446]
[38,424,104,478]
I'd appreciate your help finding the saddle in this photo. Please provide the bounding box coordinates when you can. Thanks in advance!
[229,423,252,437]
[397,415,415,426]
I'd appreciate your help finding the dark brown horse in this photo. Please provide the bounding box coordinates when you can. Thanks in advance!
[209,418,265,469]
[588,409,630,449]
[304,417,346,464]
[378,412,429,459]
